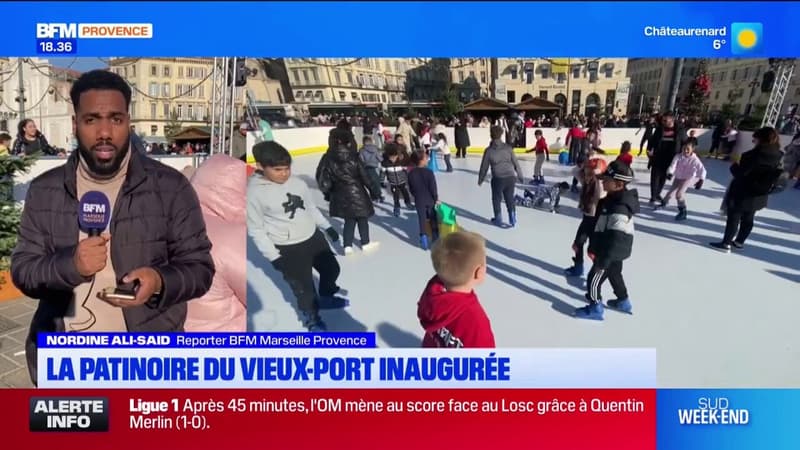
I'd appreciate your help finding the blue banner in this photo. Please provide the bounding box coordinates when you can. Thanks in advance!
[0,1,796,57]
[658,389,800,449]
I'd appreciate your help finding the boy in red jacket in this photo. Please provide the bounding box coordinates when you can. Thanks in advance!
[417,231,496,348]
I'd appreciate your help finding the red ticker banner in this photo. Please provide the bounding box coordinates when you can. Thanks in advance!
[4,388,655,450]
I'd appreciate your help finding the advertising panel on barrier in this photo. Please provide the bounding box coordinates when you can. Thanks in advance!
[0,2,798,450]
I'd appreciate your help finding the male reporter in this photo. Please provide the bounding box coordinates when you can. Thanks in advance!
[10,70,215,384]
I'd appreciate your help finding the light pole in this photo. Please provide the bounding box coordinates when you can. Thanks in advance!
[745,78,760,117]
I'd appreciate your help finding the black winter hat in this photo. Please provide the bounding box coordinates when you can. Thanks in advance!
[603,160,634,183]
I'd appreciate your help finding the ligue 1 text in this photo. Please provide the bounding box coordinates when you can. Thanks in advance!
[677,397,750,425]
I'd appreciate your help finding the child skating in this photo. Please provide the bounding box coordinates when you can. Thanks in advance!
[381,143,413,216]
[525,129,550,184]
[407,149,440,250]
[564,158,607,277]
[247,141,346,331]
[574,160,639,321]
[658,139,706,221]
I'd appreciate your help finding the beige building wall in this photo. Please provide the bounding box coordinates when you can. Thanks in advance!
[626,58,699,114]
[284,58,417,104]
[110,57,231,139]
[245,59,285,105]
[0,57,76,148]
[450,58,491,101]
[705,58,800,115]
[494,58,631,116]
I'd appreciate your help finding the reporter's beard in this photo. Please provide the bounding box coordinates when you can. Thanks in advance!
[78,138,130,179]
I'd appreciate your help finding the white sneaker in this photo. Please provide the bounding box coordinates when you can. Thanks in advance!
[361,242,380,253]
[344,247,354,256]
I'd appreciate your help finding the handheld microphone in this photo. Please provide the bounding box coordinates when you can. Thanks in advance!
[78,191,111,237]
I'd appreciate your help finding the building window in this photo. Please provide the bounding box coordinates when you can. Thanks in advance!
[131,65,136,77]
[198,85,204,98]
[197,106,204,120]
[394,61,401,73]
[346,71,353,85]
[305,91,313,100]
[510,66,517,79]
[149,82,159,97]
[177,104,183,119]
[150,65,157,76]
[302,70,309,83]
[130,83,136,99]
[541,66,550,79]
[334,71,341,85]
[163,66,170,77]
[150,102,156,119]
[731,69,738,81]
[368,74,375,87]
[315,91,323,102]
[385,60,391,72]
[178,66,183,78]
[130,101,135,117]
[507,91,516,103]
[572,90,581,109]
[481,71,486,83]
[162,83,170,97]
[151,125,158,136]
[459,71,465,82]
[469,70,476,80]
[351,92,358,100]
[572,66,581,79]
[339,91,346,101]
[311,68,319,82]
[381,94,387,102]
[604,66,613,78]
[524,65,533,84]
[163,103,169,117]
[295,91,303,100]
[743,67,750,80]
[539,90,548,100]
[557,73,566,83]
[186,104,193,120]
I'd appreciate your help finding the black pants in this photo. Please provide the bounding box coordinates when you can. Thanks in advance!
[491,176,516,219]
[443,154,453,171]
[568,140,583,165]
[723,207,756,244]
[365,167,382,196]
[709,138,720,155]
[343,217,370,247]
[456,147,467,158]
[586,261,628,303]
[650,165,668,201]
[274,230,340,316]
[416,203,439,238]
[390,183,411,208]
[573,215,598,266]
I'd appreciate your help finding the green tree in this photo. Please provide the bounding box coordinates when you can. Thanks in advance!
[0,154,37,284]
[442,85,463,118]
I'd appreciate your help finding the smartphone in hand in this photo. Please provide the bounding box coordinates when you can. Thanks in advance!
[97,286,136,303]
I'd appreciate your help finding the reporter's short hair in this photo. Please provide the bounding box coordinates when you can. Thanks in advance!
[431,231,486,288]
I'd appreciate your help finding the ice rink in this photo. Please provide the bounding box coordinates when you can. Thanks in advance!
[247,152,800,388]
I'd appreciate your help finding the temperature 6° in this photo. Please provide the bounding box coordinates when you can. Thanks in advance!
[713,39,726,50]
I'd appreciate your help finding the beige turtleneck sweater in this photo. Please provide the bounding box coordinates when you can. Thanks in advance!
[63,150,131,332]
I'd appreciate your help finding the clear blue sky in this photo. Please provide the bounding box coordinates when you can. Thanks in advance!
[47,57,108,72]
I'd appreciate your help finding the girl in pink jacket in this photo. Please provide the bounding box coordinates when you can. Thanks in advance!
[660,140,707,221]
[184,155,247,331]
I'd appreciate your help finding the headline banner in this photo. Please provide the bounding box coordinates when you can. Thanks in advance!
[38,348,656,389]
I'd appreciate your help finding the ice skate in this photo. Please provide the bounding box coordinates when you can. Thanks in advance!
[361,242,380,253]
[344,246,354,256]
[509,211,517,227]
[420,234,430,250]
[606,298,633,314]
[564,257,584,277]
[317,294,350,309]
[393,206,400,217]
[732,241,745,250]
[709,242,731,253]
[302,313,327,332]
[574,302,604,321]
[675,206,687,221]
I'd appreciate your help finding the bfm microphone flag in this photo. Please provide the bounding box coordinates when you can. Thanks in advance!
[78,191,111,236]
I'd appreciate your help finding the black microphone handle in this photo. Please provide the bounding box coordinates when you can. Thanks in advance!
[88,228,101,237]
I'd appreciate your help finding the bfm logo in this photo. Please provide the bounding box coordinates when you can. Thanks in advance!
[83,203,107,214]
[37,23,77,39]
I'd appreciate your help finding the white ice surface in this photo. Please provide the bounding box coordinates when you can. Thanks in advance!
[247,153,800,388]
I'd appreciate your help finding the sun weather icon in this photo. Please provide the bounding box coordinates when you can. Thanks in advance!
[731,23,762,54]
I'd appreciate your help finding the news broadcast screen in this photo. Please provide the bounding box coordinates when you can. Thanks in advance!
[0,1,798,449]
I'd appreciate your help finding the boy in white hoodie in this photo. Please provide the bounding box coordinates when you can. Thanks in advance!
[660,139,707,221]
[247,141,346,331]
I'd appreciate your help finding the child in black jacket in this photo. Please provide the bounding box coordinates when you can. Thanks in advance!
[574,160,640,321]
[407,149,439,250]
[381,143,412,216]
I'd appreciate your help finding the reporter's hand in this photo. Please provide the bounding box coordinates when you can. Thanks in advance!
[74,234,110,277]
[115,267,163,307]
